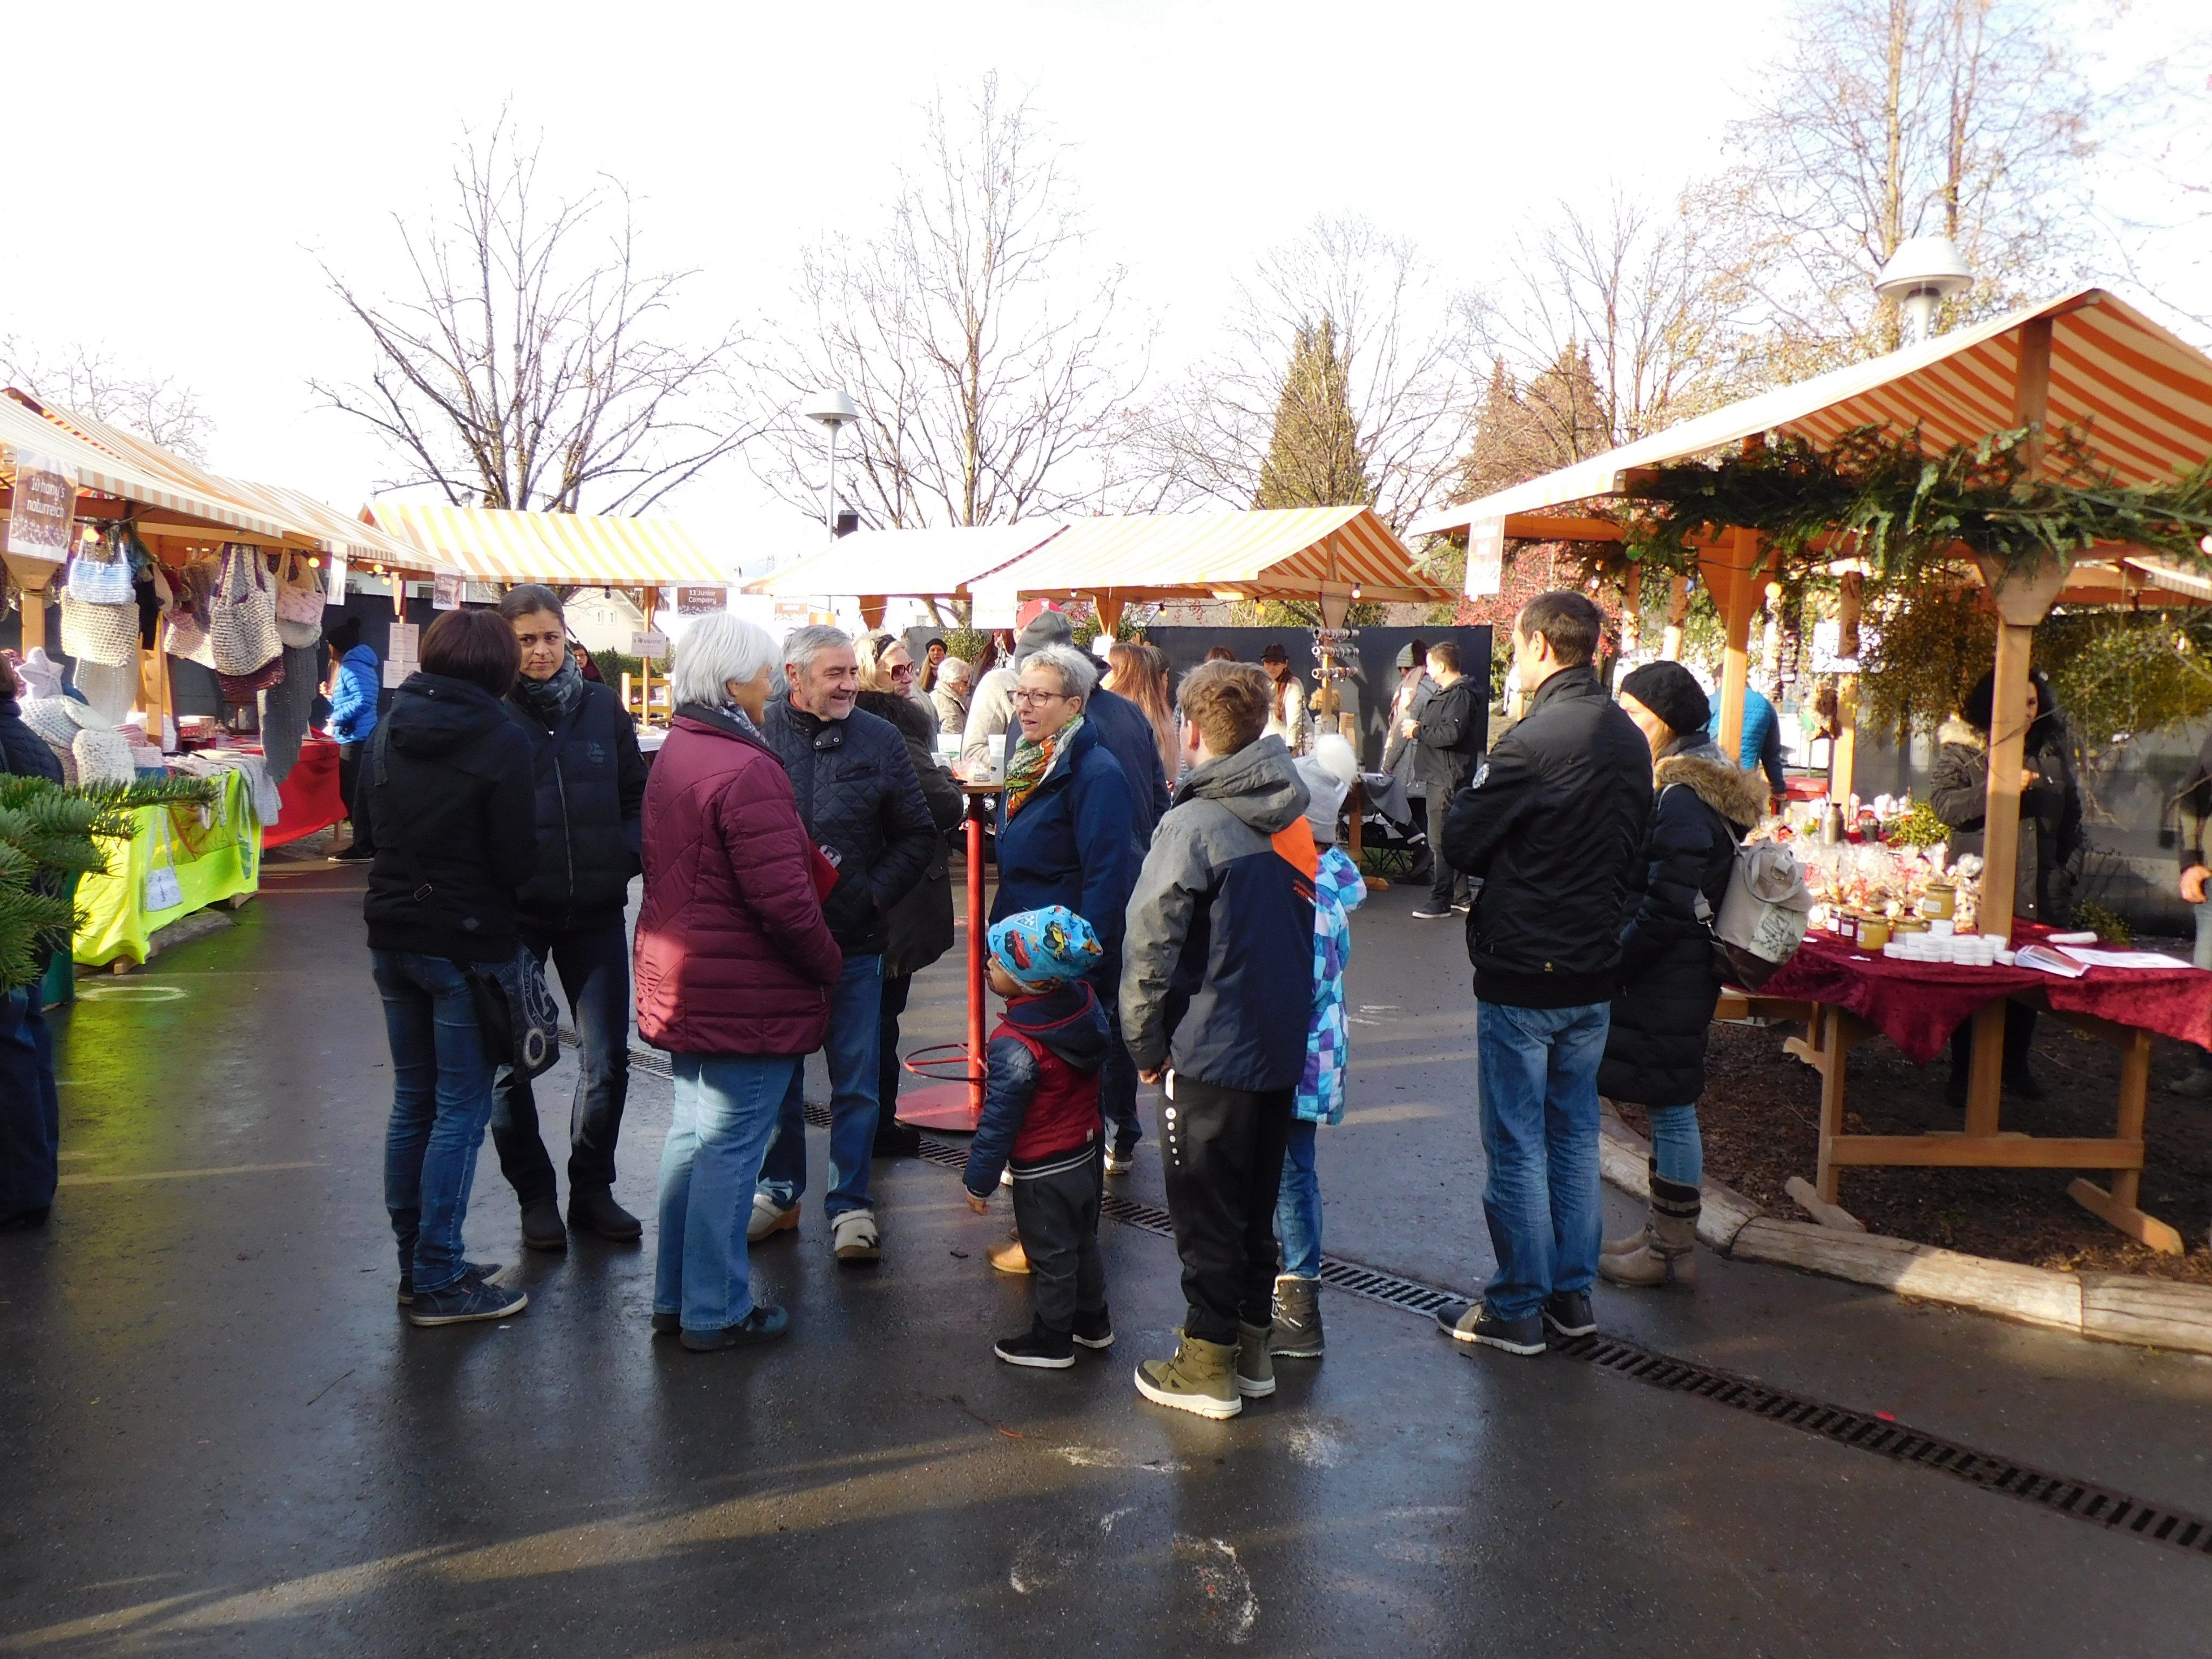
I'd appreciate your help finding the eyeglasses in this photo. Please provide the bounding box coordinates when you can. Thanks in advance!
[1012,687,1074,707]
[888,662,916,680]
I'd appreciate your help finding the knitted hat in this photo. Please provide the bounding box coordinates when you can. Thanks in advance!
[1393,643,1417,667]
[1014,609,1073,663]
[1618,660,1709,737]
[988,905,1104,992]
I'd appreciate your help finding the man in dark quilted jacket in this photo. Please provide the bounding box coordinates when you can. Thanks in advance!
[752,625,936,1265]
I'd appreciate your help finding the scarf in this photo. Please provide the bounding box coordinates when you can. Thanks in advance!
[1003,713,1083,820]
[512,654,585,725]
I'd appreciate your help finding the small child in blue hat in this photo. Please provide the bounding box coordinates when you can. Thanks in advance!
[963,906,1114,1368]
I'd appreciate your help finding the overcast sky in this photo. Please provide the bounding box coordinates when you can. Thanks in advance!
[6,1,2204,570]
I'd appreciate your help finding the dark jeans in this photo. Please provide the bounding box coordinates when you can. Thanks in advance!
[489,922,632,1203]
[338,740,375,852]
[759,953,882,1219]
[1010,1147,1107,1334]
[1428,855,1469,911]
[375,950,497,1296]
[0,986,59,1223]
[878,972,912,1130]
[1157,1071,1295,1345]
[1096,967,1141,1151]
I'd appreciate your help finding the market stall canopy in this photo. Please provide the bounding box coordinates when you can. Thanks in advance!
[744,521,1067,600]
[967,505,1451,609]
[363,502,718,588]
[1408,288,2212,545]
[0,394,293,544]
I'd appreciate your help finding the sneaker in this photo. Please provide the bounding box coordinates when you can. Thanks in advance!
[1236,1321,1276,1398]
[873,1121,923,1158]
[681,1302,791,1351]
[405,1269,529,1327]
[397,1261,504,1305]
[1072,1305,1115,1350]
[1542,1289,1596,1338]
[519,1197,568,1252]
[327,843,375,864]
[831,1209,881,1263]
[569,1187,642,1242]
[995,1320,1076,1369]
[747,1196,800,1243]
[1409,906,1454,920]
[1103,1141,1136,1176]
[1134,1334,1242,1419]
[1451,900,1471,914]
[1435,1299,1545,1356]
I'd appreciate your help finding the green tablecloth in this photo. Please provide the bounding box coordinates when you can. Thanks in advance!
[74,770,261,968]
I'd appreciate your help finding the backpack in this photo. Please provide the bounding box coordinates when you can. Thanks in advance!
[1664,783,1813,989]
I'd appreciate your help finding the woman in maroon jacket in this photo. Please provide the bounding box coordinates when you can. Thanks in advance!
[638,612,842,1351]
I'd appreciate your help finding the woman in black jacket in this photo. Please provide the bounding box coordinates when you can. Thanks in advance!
[0,655,64,1233]
[487,586,650,1250]
[1597,663,1763,1290]
[358,610,539,1327]
[855,632,965,1156]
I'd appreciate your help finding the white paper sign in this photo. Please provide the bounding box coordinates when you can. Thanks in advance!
[431,573,461,611]
[1466,518,1505,598]
[324,552,347,604]
[387,621,420,666]
[632,631,670,657]
[383,660,410,689]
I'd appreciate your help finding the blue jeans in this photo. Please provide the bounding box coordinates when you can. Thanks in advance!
[0,985,58,1222]
[1476,999,1610,1320]
[1276,1118,1321,1279]
[657,1053,799,1331]
[376,951,498,1295]
[1097,966,1141,1150]
[758,953,882,1219]
[1645,1104,1702,1189]
[490,922,632,1202]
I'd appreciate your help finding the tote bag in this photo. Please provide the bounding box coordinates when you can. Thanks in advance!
[60,589,141,667]
[206,544,283,677]
[274,551,325,646]
[66,527,137,605]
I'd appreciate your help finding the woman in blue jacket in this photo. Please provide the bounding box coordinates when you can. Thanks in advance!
[325,616,383,862]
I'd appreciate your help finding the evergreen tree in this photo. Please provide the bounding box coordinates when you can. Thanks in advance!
[1253,317,1372,511]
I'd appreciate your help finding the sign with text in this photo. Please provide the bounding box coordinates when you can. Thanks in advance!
[772,597,810,630]
[387,621,420,666]
[631,631,670,658]
[1466,517,1505,598]
[323,552,347,604]
[5,450,75,563]
[675,585,727,615]
[431,573,461,611]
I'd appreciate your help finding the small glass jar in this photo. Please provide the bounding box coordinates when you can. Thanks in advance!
[1857,914,1891,950]
[1923,880,1957,921]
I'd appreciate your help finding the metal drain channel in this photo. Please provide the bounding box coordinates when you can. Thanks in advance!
[663,1064,2212,1559]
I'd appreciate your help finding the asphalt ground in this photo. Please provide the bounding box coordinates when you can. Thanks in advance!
[4,854,2211,1656]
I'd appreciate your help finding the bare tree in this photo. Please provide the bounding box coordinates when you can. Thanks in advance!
[1141,217,1476,531]
[750,76,1145,533]
[315,119,750,513]
[0,339,213,463]
[1722,0,2102,359]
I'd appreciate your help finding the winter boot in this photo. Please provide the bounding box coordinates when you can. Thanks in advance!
[1133,1333,1241,1419]
[1599,1171,1700,1288]
[1267,1275,1324,1359]
[1601,1157,1660,1257]
[1236,1321,1276,1398]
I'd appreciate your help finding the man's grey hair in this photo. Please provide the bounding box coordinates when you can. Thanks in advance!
[1022,642,1096,701]
[939,656,972,686]
[783,623,852,677]
[671,612,781,707]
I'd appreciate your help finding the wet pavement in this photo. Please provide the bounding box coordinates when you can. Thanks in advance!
[5,855,2212,1656]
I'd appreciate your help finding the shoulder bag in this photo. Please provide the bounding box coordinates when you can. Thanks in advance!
[274,551,325,647]
[206,544,284,677]
[66,525,138,605]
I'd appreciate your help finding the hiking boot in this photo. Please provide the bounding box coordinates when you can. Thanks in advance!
[520,1197,568,1252]
[398,1260,503,1305]
[1134,1334,1241,1419]
[1236,1321,1276,1398]
[681,1302,790,1351]
[747,1196,799,1243]
[569,1187,642,1242]
[831,1209,881,1263]
[1072,1304,1115,1350]
[1600,1172,1701,1289]
[1268,1276,1324,1359]
[873,1121,923,1158]
[987,1235,1031,1274]
[405,1269,529,1327]
[1435,1300,1545,1355]
[1542,1289,1596,1337]
[995,1319,1076,1369]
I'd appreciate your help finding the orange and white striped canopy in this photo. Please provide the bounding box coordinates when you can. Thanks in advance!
[364,502,720,588]
[1409,287,2212,541]
[968,506,1450,608]
[0,395,295,544]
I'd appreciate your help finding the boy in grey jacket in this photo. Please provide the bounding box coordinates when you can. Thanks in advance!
[1121,661,1317,1419]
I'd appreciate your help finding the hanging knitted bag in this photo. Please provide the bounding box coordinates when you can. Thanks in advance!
[60,588,141,666]
[66,524,137,605]
[274,550,325,645]
[215,657,287,703]
[206,544,283,677]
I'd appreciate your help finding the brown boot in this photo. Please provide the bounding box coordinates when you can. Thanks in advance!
[1601,1157,1661,1256]
[1599,1172,1700,1288]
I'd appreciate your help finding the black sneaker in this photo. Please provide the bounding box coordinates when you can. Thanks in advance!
[1434,1299,1545,1355]
[1072,1305,1115,1350]
[1542,1289,1596,1338]
[1409,906,1454,920]
[681,1302,791,1351]
[327,843,375,863]
[398,1260,503,1305]
[995,1321,1076,1369]
[405,1269,529,1327]
[873,1121,923,1158]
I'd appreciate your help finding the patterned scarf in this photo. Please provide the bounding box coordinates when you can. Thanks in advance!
[1002,713,1084,820]
[511,654,585,725]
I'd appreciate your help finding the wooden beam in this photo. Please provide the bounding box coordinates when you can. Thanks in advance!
[1501,514,1624,542]
[1823,1134,2143,1170]
[1830,570,1863,806]
[1715,527,1762,761]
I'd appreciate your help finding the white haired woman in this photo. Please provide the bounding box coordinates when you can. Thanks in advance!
[635,612,843,1350]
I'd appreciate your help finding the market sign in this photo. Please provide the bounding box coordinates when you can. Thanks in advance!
[632,630,670,657]
[1466,517,1505,598]
[431,573,462,611]
[5,449,75,564]
[675,585,727,615]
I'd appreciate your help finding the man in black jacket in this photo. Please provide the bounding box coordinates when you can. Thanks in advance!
[753,625,936,1264]
[1434,592,1651,1357]
[1406,640,1483,919]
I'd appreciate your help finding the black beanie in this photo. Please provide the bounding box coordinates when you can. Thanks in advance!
[1618,660,1709,737]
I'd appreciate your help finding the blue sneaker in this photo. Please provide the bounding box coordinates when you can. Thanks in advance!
[404,1269,528,1327]
[398,1262,504,1305]
[680,1302,791,1351]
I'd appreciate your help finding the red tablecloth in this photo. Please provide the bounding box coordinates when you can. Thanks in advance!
[1756,923,2212,1063]
[265,738,347,848]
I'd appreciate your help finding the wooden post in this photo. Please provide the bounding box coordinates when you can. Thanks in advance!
[19,577,48,653]
[638,588,657,724]
[1831,570,1863,806]
[1661,575,1690,661]
[859,595,888,628]
[1716,528,1762,762]
[1090,592,1124,636]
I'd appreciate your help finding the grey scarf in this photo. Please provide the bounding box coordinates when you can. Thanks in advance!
[512,654,585,725]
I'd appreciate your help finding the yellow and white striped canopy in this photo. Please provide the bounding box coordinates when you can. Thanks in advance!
[968,506,1449,609]
[746,522,1067,599]
[365,502,720,588]
[0,395,294,543]
[1409,288,2212,539]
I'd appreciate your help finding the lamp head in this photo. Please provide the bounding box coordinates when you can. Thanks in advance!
[1873,236,1974,343]
[801,389,859,429]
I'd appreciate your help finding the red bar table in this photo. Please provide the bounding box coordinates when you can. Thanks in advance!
[895,780,1002,1131]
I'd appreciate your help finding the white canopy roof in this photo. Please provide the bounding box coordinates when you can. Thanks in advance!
[743,522,1065,600]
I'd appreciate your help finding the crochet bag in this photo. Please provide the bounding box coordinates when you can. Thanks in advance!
[216,657,287,703]
[60,589,141,667]
[65,525,137,605]
[274,551,325,646]
[206,544,283,677]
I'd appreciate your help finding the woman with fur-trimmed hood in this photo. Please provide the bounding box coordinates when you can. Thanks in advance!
[1596,662,1766,1291]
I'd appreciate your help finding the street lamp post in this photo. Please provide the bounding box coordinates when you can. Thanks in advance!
[801,389,859,539]
[1873,235,1974,345]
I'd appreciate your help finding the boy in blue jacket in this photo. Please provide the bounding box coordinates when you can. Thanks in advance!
[325,616,384,863]
[964,906,1114,1370]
